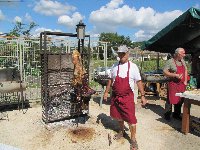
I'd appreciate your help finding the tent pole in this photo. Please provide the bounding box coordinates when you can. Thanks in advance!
[140,51,144,73]
[157,52,160,71]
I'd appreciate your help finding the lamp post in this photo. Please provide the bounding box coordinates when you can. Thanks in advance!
[76,20,86,53]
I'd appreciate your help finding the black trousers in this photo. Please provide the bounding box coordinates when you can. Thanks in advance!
[165,89,184,116]
[165,98,183,116]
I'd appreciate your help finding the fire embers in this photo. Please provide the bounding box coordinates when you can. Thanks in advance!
[43,91,72,121]
[48,72,73,86]
[44,99,71,121]
[42,91,89,122]
[49,84,72,98]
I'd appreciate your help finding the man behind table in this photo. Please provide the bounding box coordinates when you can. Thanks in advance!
[103,45,147,150]
[163,47,188,121]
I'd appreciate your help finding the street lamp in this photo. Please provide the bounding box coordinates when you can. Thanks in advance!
[76,20,86,53]
[76,20,86,40]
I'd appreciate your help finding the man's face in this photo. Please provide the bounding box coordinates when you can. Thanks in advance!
[178,49,186,58]
[118,52,129,63]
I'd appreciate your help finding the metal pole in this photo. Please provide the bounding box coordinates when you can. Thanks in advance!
[157,52,160,71]
[88,35,91,81]
[105,42,107,75]
[19,39,23,82]
[78,39,80,53]
[42,32,49,123]
[19,38,24,110]
[140,51,144,73]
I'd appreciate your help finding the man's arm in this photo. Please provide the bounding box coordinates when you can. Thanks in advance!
[103,79,112,101]
[163,69,182,79]
[136,80,147,106]
[163,60,183,79]
[184,68,188,85]
[182,59,188,85]
[163,60,176,78]
[163,68,176,78]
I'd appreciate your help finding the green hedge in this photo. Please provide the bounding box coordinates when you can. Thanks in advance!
[91,59,191,73]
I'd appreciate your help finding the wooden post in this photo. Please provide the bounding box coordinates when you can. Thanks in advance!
[182,98,191,134]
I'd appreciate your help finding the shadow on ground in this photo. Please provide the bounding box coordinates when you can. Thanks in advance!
[145,103,182,132]
[144,102,200,137]
[0,101,30,115]
[92,96,111,106]
[96,113,132,142]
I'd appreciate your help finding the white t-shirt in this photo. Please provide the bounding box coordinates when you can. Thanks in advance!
[109,61,141,92]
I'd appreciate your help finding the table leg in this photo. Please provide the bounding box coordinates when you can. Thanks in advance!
[156,83,160,97]
[182,98,191,134]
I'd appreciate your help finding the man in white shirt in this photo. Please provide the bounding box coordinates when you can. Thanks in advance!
[103,45,147,150]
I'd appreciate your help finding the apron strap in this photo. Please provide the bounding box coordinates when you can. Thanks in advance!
[127,61,130,78]
[117,61,120,76]
[117,61,130,77]
[173,59,185,82]
[173,59,184,71]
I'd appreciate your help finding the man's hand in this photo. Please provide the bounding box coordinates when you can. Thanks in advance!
[184,81,187,86]
[174,73,183,79]
[141,96,148,107]
[136,80,148,107]
[103,91,109,101]
[103,79,112,101]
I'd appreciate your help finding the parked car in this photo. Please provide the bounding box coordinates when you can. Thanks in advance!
[94,67,111,86]
[94,67,111,76]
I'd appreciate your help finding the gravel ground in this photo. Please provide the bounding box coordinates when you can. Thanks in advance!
[0,96,200,150]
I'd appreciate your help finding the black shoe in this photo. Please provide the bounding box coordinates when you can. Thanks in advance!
[164,113,171,121]
[172,113,182,121]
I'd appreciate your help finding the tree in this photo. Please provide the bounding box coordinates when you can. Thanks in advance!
[7,21,38,38]
[99,32,132,47]
[98,32,141,59]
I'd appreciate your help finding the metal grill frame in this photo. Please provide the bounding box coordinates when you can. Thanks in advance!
[40,31,91,123]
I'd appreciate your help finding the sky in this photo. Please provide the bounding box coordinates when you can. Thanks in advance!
[0,0,200,42]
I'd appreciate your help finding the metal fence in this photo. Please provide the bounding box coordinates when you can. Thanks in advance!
[0,35,111,102]
[0,37,41,102]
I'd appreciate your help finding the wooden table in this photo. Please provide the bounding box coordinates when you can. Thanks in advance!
[144,80,167,97]
[176,92,200,134]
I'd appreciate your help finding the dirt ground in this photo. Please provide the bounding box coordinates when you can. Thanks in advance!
[0,96,200,150]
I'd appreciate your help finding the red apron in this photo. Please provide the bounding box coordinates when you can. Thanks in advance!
[110,61,137,124]
[168,59,186,104]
